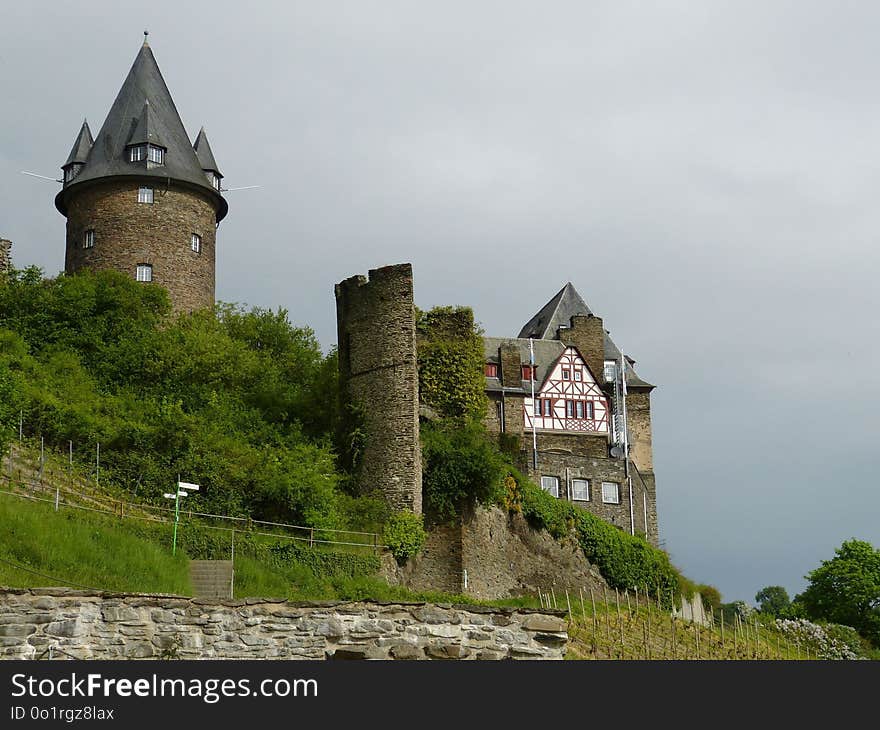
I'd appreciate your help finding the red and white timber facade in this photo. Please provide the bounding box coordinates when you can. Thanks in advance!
[524,347,610,433]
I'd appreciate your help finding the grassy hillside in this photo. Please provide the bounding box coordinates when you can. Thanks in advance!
[2,492,866,659]
[0,492,191,594]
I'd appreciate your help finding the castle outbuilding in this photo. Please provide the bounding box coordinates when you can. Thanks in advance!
[55,36,227,313]
[483,283,659,545]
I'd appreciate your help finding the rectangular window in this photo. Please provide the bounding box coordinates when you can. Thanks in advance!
[148,146,164,164]
[575,401,584,419]
[138,186,154,204]
[82,229,94,249]
[130,146,146,162]
[566,400,574,418]
[543,399,552,417]
[585,401,594,419]
[604,360,617,382]
[601,482,620,504]
[211,173,221,190]
[136,264,153,283]
[572,479,589,501]
[191,233,202,253]
[533,399,541,417]
[485,363,498,378]
[522,365,535,381]
[540,476,559,498]
[574,369,582,381]
[562,368,571,380]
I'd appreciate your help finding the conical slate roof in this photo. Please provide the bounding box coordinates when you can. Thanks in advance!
[518,282,592,340]
[193,127,221,176]
[515,282,654,388]
[64,120,94,166]
[127,100,163,147]
[56,41,226,221]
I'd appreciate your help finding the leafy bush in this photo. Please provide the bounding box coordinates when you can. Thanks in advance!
[797,539,880,646]
[383,512,427,565]
[0,268,342,529]
[775,617,861,660]
[420,418,506,522]
[698,584,722,612]
[516,474,683,605]
[755,585,790,616]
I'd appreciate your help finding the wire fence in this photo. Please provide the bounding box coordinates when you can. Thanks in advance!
[2,436,386,554]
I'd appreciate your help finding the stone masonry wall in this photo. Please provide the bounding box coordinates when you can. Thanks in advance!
[460,506,609,601]
[0,589,567,660]
[499,342,522,388]
[0,238,11,274]
[64,180,217,313]
[335,264,422,513]
[562,314,606,384]
[384,506,609,601]
[626,390,654,473]
[527,448,635,533]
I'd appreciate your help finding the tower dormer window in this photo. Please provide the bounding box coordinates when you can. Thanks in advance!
[138,186,154,204]
[207,172,221,190]
[148,145,164,164]
[129,144,164,164]
[64,164,83,183]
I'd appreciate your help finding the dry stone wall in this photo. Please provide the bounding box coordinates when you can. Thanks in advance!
[0,589,567,660]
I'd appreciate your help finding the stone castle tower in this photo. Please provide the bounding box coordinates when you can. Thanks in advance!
[0,238,11,275]
[54,37,227,313]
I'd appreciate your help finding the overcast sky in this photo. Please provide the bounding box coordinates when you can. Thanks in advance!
[2,1,877,605]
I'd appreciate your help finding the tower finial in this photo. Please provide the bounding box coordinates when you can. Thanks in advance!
[143,30,149,45]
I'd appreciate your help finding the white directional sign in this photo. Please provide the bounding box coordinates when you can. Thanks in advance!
[178,481,200,491]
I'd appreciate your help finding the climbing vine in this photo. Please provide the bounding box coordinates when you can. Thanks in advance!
[416,306,487,420]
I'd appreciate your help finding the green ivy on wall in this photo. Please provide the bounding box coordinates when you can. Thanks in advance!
[416,306,488,420]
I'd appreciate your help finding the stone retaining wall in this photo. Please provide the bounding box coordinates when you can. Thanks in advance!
[0,589,567,660]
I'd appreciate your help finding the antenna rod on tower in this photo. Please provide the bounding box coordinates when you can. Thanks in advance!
[21,171,61,183]
[530,338,538,470]
[621,352,634,536]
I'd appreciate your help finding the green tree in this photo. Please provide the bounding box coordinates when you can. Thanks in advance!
[755,585,791,616]
[420,418,506,523]
[798,539,880,645]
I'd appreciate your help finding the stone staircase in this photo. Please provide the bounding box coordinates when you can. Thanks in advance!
[189,560,234,601]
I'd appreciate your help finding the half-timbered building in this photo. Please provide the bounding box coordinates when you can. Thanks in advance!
[483,283,660,545]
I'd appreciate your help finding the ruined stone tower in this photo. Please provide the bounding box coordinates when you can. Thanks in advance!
[335,264,422,514]
[54,37,227,313]
[0,238,11,275]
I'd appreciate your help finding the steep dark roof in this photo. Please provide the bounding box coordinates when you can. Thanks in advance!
[127,100,163,147]
[56,41,226,221]
[518,282,592,339]
[193,127,221,176]
[498,281,655,389]
[63,120,93,166]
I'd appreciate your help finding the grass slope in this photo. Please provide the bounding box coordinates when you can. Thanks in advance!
[0,493,191,594]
